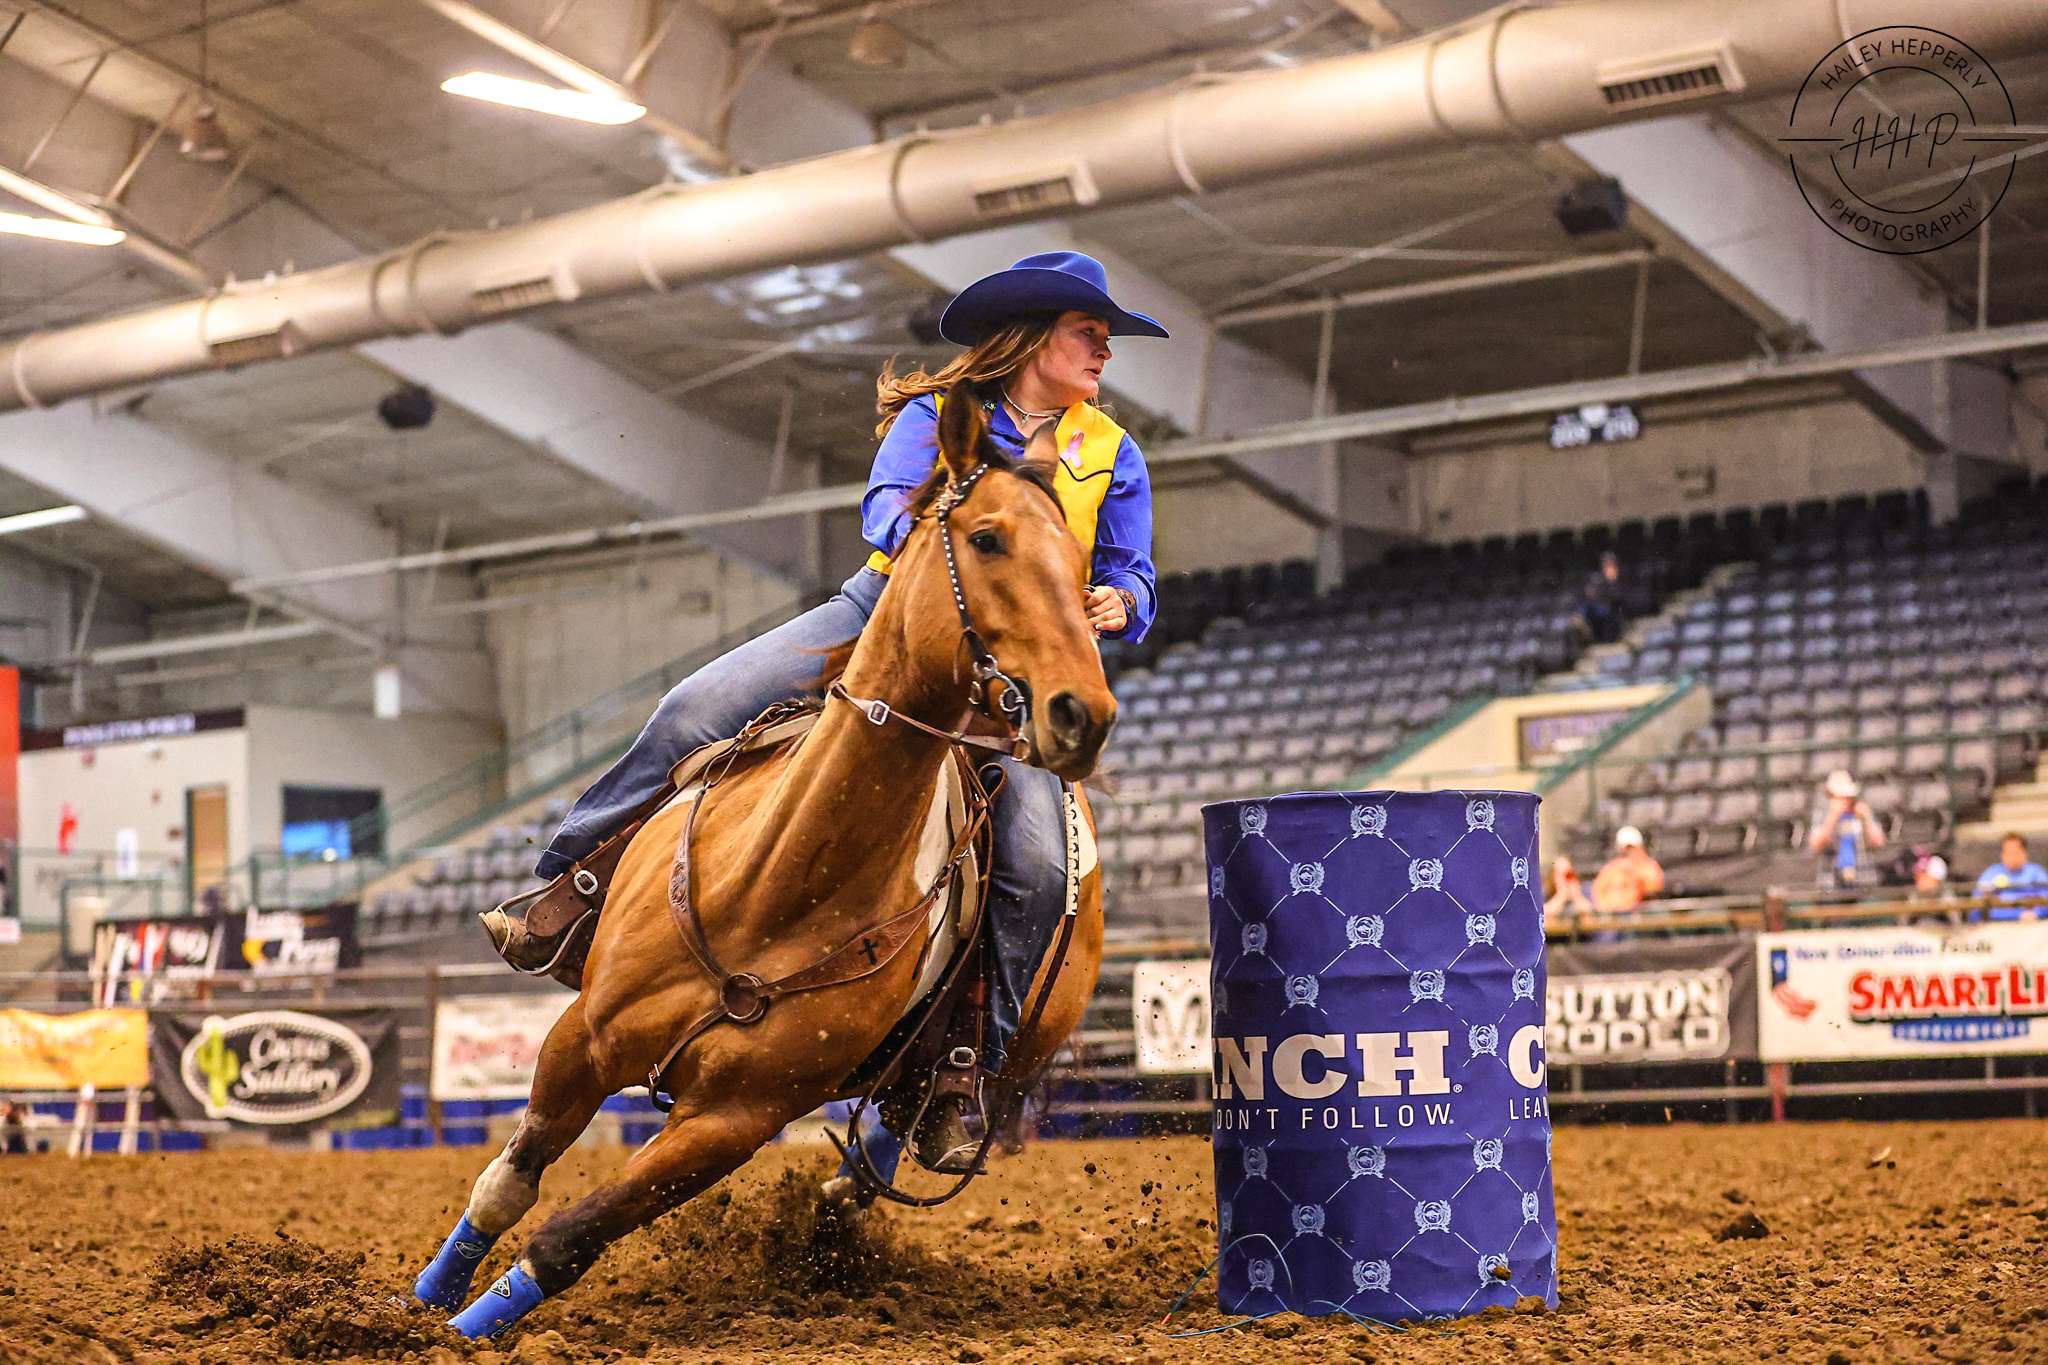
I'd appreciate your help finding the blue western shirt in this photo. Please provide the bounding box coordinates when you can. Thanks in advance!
[859,393,1158,641]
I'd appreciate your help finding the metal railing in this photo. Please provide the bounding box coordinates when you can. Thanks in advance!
[214,594,822,912]
[1563,719,2043,858]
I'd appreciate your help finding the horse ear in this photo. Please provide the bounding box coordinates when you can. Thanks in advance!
[1021,418,1062,469]
[935,379,990,481]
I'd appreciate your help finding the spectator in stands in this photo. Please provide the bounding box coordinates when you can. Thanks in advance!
[1973,833,2048,920]
[1544,856,1591,927]
[1592,825,1664,916]
[1808,770,1885,888]
[1572,552,1627,646]
[1910,850,1951,900]
[0,1100,25,1155]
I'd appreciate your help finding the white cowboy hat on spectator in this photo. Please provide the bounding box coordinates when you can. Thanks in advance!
[1825,770,1859,799]
[1615,825,1644,850]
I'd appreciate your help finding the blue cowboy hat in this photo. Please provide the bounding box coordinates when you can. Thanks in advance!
[938,250,1170,346]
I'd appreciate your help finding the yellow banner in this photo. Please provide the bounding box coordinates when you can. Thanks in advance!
[0,1008,150,1090]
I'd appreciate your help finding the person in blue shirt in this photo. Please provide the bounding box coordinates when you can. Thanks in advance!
[1973,833,2048,920]
[1808,770,1885,888]
[493,251,1164,1141]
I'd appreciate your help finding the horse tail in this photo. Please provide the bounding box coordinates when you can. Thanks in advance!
[936,378,993,473]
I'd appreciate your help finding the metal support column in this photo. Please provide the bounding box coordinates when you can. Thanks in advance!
[1312,298,1344,593]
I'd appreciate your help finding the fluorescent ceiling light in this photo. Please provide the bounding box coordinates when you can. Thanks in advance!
[0,165,113,226]
[0,504,88,535]
[441,71,645,125]
[0,212,125,246]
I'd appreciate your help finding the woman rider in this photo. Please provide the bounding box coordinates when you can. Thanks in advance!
[489,250,1163,1114]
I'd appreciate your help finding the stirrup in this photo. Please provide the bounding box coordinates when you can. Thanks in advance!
[908,1047,989,1176]
[481,882,592,977]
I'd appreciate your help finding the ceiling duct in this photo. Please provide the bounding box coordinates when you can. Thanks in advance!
[1597,48,1741,112]
[0,0,2043,413]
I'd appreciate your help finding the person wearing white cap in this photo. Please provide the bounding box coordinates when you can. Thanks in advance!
[1592,825,1664,915]
[1808,768,1884,888]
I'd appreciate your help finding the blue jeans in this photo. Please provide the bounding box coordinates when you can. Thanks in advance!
[538,567,1068,1073]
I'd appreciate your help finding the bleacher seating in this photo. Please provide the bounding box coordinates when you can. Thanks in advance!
[1095,521,1712,927]
[1574,481,2048,874]
[359,798,565,940]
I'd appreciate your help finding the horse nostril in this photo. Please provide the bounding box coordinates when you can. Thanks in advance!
[1047,691,1091,743]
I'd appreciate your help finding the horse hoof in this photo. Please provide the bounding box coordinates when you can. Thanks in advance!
[820,1175,859,1207]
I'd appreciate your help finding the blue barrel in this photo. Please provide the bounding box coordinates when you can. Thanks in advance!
[1203,790,1556,1322]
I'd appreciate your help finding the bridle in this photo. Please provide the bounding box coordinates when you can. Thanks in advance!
[828,461,1033,761]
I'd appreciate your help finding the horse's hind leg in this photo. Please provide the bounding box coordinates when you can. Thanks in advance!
[447,1097,793,1339]
[415,997,607,1312]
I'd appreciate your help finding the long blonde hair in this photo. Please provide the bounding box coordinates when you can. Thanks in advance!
[874,316,1059,439]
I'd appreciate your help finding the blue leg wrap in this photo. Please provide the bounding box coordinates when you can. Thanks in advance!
[832,1105,905,1190]
[449,1264,545,1340]
[413,1213,498,1311]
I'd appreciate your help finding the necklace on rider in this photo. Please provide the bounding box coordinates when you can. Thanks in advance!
[1002,389,1062,423]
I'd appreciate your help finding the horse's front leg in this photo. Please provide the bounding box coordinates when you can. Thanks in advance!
[447,1097,799,1339]
[415,996,607,1311]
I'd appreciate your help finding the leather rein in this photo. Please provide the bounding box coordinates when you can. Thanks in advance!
[644,461,1035,1109]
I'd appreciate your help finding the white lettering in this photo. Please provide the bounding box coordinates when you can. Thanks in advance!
[1356,1030,1450,1096]
[1216,1036,1268,1101]
[1273,1033,1347,1100]
[1508,1024,1546,1088]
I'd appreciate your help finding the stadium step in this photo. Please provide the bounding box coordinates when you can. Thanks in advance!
[1957,760,2048,843]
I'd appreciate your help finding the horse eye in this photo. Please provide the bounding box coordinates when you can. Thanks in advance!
[969,529,1004,555]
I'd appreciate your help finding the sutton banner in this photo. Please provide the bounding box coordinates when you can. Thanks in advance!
[1758,922,2048,1062]
[150,1007,402,1126]
[1133,937,1759,1074]
[1547,937,1759,1065]
[0,1008,149,1089]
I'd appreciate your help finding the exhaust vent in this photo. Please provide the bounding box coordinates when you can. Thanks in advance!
[208,324,298,367]
[971,163,1100,221]
[472,275,563,316]
[1597,47,1743,112]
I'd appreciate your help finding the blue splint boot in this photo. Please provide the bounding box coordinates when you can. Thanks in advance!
[413,1213,498,1311]
[448,1264,545,1339]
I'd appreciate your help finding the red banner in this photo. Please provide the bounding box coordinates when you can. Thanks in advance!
[0,664,17,846]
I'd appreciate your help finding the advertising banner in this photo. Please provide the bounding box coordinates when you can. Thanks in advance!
[1758,922,2048,1062]
[1132,936,1759,1074]
[0,1008,149,1089]
[1547,937,1758,1065]
[1132,960,1210,1074]
[233,904,359,975]
[91,916,227,1006]
[430,993,573,1101]
[150,1007,401,1126]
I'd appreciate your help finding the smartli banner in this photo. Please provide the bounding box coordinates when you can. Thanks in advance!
[1547,937,1759,1065]
[430,993,573,1101]
[1758,922,2048,1063]
[150,1008,401,1126]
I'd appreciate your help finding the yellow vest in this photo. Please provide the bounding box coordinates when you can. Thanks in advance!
[866,399,1127,575]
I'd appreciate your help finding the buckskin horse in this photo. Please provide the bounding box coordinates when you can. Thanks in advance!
[413,381,1114,1338]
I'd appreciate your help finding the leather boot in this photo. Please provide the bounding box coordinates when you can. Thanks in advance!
[478,813,652,984]
[480,874,594,976]
[907,1047,987,1176]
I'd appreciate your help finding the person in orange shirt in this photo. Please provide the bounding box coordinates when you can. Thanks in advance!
[1592,825,1665,915]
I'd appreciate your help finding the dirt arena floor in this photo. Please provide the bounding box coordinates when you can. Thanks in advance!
[1,1120,2046,1363]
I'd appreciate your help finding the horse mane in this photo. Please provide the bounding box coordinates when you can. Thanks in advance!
[812,378,1062,690]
